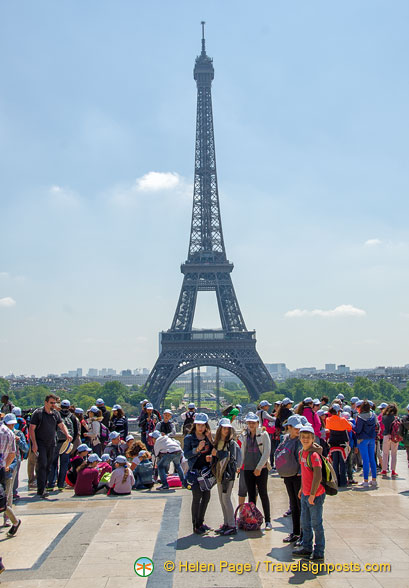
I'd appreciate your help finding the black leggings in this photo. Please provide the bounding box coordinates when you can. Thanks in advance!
[243,468,270,523]
[191,485,211,529]
[283,475,301,535]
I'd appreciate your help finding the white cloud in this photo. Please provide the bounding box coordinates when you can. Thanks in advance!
[0,297,16,308]
[401,313,409,319]
[364,238,382,247]
[110,171,191,206]
[0,272,10,278]
[49,185,80,208]
[285,304,366,319]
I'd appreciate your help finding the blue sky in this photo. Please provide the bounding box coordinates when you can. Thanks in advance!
[1,1,408,376]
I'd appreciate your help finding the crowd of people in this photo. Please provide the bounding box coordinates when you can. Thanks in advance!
[0,391,408,564]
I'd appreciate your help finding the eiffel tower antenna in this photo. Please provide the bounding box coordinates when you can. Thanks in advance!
[142,26,275,406]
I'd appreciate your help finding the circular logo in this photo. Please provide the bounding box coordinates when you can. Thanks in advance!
[134,557,154,577]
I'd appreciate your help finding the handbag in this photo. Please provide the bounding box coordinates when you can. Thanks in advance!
[197,466,216,492]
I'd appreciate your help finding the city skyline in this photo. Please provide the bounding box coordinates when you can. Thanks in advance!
[1,2,408,376]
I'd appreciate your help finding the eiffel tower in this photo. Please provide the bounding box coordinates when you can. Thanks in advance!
[143,23,275,407]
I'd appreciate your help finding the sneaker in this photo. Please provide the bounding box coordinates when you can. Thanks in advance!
[38,491,49,499]
[283,533,299,543]
[391,471,398,478]
[310,552,325,561]
[215,524,228,535]
[265,522,273,531]
[370,479,378,487]
[358,481,369,488]
[294,538,303,547]
[7,519,21,537]
[347,479,358,485]
[156,485,170,491]
[202,524,213,532]
[0,560,5,574]
[283,508,292,517]
[222,526,237,536]
[13,493,20,500]
[193,525,207,535]
[292,547,312,558]
[380,470,388,476]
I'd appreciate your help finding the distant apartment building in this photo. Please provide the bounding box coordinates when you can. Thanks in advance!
[265,363,290,380]
[87,368,98,377]
[337,364,350,374]
[295,367,317,376]
[325,363,336,373]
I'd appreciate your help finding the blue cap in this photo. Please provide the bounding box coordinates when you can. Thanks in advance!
[3,414,17,425]
[101,453,111,461]
[313,398,320,405]
[112,404,122,411]
[218,417,233,428]
[336,393,345,400]
[96,398,104,405]
[109,431,120,440]
[61,399,70,408]
[148,430,161,439]
[115,455,127,464]
[299,415,308,425]
[282,398,293,405]
[259,400,271,408]
[138,450,147,457]
[12,407,22,416]
[88,453,101,463]
[77,444,92,452]
[89,405,99,413]
[303,397,313,404]
[145,403,153,410]
[75,407,84,414]
[350,397,359,404]
[331,404,342,412]
[283,415,303,429]
[245,412,259,422]
[299,425,315,434]
[188,403,196,409]
[193,413,208,424]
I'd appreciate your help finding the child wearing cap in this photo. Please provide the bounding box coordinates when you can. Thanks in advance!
[83,406,103,457]
[133,451,154,490]
[66,444,92,486]
[183,413,214,534]
[212,418,242,536]
[105,456,134,495]
[109,406,128,440]
[239,412,272,531]
[257,400,278,469]
[381,403,400,478]
[355,400,377,487]
[275,415,303,543]
[75,454,101,496]
[295,399,321,440]
[181,404,196,436]
[275,400,294,435]
[293,426,326,561]
[96,453,113,482]
[155,410,176,437]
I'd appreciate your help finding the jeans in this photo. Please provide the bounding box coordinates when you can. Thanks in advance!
[191,485,211,529]
[48,446,71,489]
[217,480,235,527]
[0,467,18,525]
[382,435,398,472]
[36,443,56,495]
[283,475,301,535]
[358,439,377,480]
[157,452,185,488]
[300,492,325,556]
[331,450,347,486]
[243,468,271,523]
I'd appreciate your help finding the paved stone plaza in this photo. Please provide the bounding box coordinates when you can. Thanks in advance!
[1,453,408,588]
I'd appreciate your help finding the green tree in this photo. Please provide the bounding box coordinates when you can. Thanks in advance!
[0,378,10,397]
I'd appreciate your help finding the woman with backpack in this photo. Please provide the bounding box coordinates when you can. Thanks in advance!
[211,418,242,536]
[355,399,377,488]
[275,414,303,543]
[239,412,272,531]
[109,405,129,439]
[381,403,401,478]
[325,404,352,487]
[183,413,214,535]
[83,406,104,457]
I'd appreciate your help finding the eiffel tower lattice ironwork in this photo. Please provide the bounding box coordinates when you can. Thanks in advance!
[143,23,275,406]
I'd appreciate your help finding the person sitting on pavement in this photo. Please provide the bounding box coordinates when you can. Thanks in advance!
[100,455,134,495]
[105,431,125,460]
[121,434,135,454]
[66,444,92,486]
[126,440,148,471]
[149,430,186,490]
[96,453,113,482]
[133,450,154,490]
[109,405,128,439]
[75,453,101,496]
[155,409,176,437]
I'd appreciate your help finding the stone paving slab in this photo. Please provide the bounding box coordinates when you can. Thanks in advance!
[0,453,408,587]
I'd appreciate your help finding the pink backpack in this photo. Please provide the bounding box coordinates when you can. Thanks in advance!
[167,475,182,488]
[234,502,264,531]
